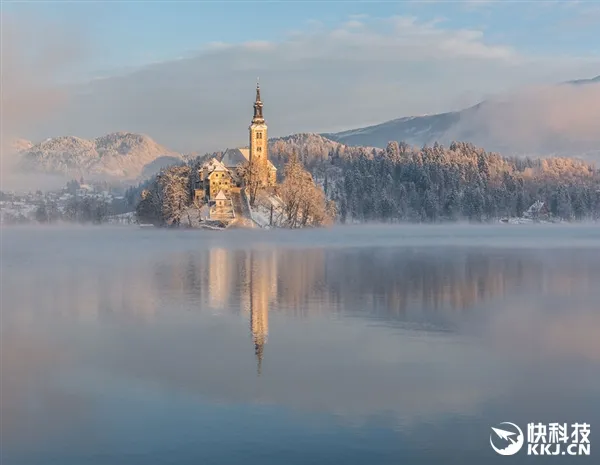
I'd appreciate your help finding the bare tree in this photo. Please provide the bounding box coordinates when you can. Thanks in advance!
[158,166,191,226]
[239,160,269,207]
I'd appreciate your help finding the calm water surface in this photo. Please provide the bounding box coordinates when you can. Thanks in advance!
[1,225,600,464]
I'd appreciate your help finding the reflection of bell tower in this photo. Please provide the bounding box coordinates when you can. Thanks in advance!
[248,250,276,375]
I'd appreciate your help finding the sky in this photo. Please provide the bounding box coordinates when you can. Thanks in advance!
[2,0,600,152]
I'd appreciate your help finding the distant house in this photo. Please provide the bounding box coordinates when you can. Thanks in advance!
[523,200,549,220]
[75,184,94,197]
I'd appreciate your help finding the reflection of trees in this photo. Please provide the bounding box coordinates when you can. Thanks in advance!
[207,248,231,309]
[4,245,600,426]
[6,247,600,326]
[320,249,600,317]
[273,249,326,315]
[196,247,600,372]
[3,259,162,323]
[6,244,600,380]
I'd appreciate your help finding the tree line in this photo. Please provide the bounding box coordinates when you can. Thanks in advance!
[269,137,600,223]
[330,141,600,223]
[131,135,600,225]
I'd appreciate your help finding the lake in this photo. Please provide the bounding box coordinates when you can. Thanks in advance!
[1,224,599,464]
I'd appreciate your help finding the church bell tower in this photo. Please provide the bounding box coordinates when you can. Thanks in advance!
[249,81,268,183]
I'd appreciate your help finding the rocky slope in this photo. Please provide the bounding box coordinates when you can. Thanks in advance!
[17,132,183,180]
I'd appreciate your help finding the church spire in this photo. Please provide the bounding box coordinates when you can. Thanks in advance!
[253,80,264,123]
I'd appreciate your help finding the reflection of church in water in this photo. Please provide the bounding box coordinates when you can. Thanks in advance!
[247,250,277,375]
[202,246,560,375]
[207,248,277,375]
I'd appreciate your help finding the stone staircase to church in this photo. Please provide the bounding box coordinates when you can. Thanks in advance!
[228,188,257,228]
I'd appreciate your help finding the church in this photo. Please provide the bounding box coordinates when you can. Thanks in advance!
[194,82,277,207]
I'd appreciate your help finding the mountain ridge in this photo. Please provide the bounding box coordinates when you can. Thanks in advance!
[566,75,600,85]
[323,75,600,160]
[17,132,184,181]
[12,75,600,184]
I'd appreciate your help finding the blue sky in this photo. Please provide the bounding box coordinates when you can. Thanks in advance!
[4,0,600,79]
[2,1,599,151]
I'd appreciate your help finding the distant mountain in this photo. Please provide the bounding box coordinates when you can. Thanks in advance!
[322,111,461,151]
[324,76,600,161]
[17,132,183,180]
[566,75,600,86]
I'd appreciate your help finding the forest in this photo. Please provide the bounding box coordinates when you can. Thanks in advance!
[127,135,600,225]
[270,136,600,223]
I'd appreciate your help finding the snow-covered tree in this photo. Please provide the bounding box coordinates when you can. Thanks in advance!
[278,154,334,228]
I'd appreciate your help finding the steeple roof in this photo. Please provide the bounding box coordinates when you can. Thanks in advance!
[252,81,264,123]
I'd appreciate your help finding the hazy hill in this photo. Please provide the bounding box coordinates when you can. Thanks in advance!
[324,76,600,161]
[17,132,183,181]
[323,111,460,151]
[269,133,382,167]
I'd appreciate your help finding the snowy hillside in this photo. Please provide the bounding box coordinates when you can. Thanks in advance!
[17,132,183,181]
[323,111,460,150]
[324,76,600,161]
[269,133,382,168]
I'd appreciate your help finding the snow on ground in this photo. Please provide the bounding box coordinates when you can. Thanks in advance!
[499,217,566,225]
[251,204,271,228]
[181,207,204,228]
[0,202,37,223]
[250,193,286,228]
[107,211,137,225]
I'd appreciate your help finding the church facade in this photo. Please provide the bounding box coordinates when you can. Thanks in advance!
[194,83,277,204]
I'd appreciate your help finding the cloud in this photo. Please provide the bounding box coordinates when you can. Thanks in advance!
[1,14,86,190]
[343,19,364,29]
[5,15,600,155]
[242,40,274,51]
[446,81,600,157]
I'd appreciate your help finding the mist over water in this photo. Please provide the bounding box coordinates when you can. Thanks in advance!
[1,225,599,464]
